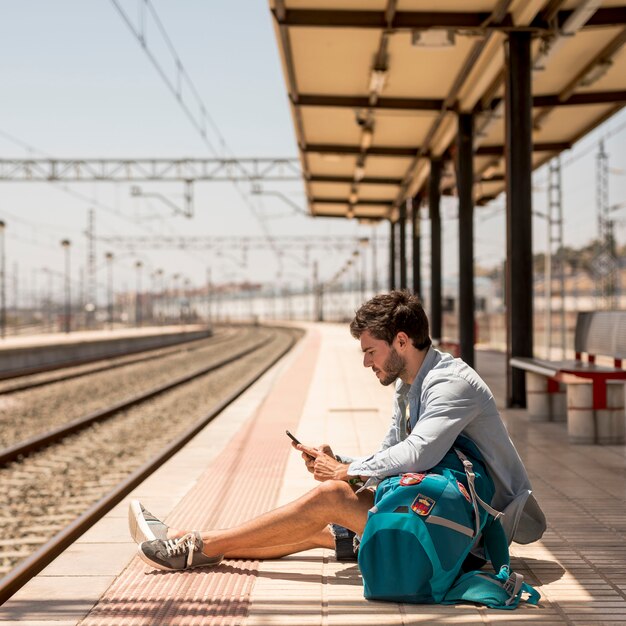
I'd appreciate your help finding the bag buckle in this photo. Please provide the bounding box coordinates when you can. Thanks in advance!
[503,571,524,605]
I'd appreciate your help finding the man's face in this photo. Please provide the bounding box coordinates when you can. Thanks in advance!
[360,330,406,386]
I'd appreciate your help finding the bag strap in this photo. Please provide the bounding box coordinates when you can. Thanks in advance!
[444,565,541,609]
[454,448,503,538]
[490,565,541,607]
[482,516,510,571]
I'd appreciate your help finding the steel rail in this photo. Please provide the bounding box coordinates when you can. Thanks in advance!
[0,328,237,395]
[0,328,297,605]
[0,333,273,467]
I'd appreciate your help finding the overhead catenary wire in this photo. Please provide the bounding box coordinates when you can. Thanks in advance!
[0,130,210,273]
[109,0,220,157]
[2,25,243,282]
[109,0,284,271]
[476,113,626,244]
[0,131,158,234]
[561,117,626,169]
[0,167,200,313]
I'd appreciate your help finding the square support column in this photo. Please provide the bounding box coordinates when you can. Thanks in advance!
[457,113,475,367]
[429,158,442,343]
[389,219,396,291]
[505,32,534,407]
[411,195,421,298]
[399,200,407,289]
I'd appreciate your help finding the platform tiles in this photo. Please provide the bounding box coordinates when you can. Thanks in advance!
[1,325,626,624]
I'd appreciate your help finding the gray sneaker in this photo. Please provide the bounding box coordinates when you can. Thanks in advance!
[129,500,169,543]
[138,532,223,571]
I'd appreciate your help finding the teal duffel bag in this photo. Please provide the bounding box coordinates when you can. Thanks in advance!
[357,435,540,609]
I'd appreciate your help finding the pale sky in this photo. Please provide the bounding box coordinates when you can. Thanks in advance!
[0,1,624,308]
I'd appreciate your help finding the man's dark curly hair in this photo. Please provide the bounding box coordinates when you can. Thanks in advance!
[350,290,432,350]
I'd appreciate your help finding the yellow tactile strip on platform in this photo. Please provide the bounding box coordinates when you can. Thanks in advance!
[79,330,321,626]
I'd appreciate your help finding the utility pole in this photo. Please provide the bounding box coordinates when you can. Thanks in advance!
[371,228,378,294]
[313,260,323,321]
[0,221,5,338]
[206,267,212,326]
[86,209,96,327]
[135,261,143,326]
[597,140,609,244]
[42,267,52,331]
[12,261,18,333]
[61,240,71,333]
[31,267,37,318]
[105,252,114,329]
[595,140,615,308]
[546,156,566,358]
[79,266,85,329]
[155,268,163,324]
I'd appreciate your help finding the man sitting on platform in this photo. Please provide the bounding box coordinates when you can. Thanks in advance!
[129,290,545,571]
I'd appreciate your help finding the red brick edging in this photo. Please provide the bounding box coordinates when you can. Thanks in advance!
[80,330,320,626]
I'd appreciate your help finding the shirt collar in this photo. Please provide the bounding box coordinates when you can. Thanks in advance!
[397,346,438,400]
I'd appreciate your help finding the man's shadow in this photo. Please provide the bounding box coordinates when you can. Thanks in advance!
[146,555,564,587]
[510,556,566,585]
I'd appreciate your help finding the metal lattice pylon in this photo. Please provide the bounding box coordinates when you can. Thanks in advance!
[545,156,566,358]
[595,140,616,308]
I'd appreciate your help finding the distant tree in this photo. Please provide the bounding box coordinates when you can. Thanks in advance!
[479,237,623,277]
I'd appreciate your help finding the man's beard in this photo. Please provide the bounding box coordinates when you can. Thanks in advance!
[378,347,405,386]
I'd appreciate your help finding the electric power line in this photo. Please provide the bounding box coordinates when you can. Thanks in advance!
[109,0,286,270]
[0,130,210,269]
[561,116,626,169]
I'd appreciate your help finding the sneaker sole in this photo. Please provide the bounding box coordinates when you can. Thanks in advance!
[136,543,224,571]
[129,500,157,544]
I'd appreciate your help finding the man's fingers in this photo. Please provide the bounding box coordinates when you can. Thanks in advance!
[319,444,334,457]
[296,443,319,458]
[292,441,315,460]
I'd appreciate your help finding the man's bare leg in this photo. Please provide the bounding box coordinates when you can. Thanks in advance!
[221,527,335,560]
[168,480,373,559]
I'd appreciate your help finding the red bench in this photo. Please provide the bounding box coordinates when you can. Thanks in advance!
[510,311,626,444]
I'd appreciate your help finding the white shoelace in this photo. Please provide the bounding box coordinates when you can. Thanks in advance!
[164,533,198,568]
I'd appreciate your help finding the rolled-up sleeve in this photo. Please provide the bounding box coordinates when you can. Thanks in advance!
[348,375,484,478]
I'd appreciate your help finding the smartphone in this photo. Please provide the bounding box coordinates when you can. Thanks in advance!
[285,430,302,446]
[286,430,314,458]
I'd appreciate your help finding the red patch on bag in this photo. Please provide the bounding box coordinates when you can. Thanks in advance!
[411,494,435,516]
[400,473,426,486]
[456,480,471,503]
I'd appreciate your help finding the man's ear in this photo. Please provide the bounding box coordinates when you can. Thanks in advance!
[395,331,410,350]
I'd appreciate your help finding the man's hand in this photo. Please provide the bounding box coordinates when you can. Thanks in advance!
[296,444,350,482]
[291,441,333,472]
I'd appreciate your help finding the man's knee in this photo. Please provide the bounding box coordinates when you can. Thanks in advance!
[315,480,355,505]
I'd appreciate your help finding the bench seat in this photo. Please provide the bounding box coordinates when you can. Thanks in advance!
[509,311,626,444]
[511,355,626,409]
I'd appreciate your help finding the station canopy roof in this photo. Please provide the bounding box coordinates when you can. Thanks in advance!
[270,0,626,221]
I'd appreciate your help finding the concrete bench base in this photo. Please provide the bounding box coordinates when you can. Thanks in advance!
[525,371,566,422]
[567,379,626,445]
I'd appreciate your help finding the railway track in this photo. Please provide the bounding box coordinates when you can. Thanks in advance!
[0,326,238,395]
[0,329,273,465]
[0,325,259,449]
[0,325,300,602]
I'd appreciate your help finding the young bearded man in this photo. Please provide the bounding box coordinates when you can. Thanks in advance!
[129,290,545,571]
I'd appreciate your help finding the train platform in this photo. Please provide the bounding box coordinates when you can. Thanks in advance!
[0,324,211,377]
[0,324,209,350]
[2,322,626,625]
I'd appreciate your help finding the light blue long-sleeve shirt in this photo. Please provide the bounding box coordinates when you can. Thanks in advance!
[343,347,546,545]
